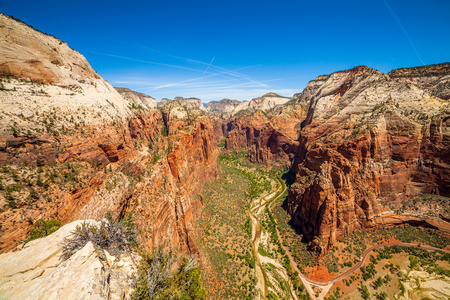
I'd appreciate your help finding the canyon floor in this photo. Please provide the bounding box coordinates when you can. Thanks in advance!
[195,150,450,300]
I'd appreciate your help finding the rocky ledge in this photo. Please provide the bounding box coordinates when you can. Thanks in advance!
[0,220,136,300]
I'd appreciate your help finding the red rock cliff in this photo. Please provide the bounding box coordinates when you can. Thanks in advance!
[224,108,304,166]
[285,66,450,253]
[0,14,218,254]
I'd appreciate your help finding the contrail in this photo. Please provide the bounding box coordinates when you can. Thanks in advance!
[382,0,425,65]
[144,66,268,92]
[140,49,267,86]
[82,50,209,74]
[202,56,215,77]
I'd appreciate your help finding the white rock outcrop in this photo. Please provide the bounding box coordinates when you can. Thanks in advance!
[0,220,136,300]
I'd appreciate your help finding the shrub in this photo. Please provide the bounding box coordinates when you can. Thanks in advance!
[60,212,136,260]
[360,284,371,300]
[161,124,168,137]
[132,246,206,300]
[25,219,61,245]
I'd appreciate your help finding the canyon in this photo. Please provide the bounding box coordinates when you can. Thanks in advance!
[0,12,449,300]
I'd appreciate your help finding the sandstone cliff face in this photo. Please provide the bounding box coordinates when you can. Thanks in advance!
[0,14,218,256]
[285,66,450,253]
[206,99,241,115]
[0,220,136,300]
[0,14,131,142]
[207,93,292,119]
[224,108,304,166]
[158,97,207,112]
[0,14,100,84]
[389,62,450,100]
[115,87,157,109]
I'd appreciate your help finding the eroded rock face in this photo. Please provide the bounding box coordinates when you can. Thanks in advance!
[206,99,241,114]
[224,111,301,166]
[115,87,158,109]
[207,93,292,119]
[158,97,207,112]
[0,14,100,84]
[0,15,218,257]
[389,62,450,100]
[0,220,136,300]
[285,66,450,253]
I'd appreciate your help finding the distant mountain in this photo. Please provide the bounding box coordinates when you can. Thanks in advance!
[114,87,157,109]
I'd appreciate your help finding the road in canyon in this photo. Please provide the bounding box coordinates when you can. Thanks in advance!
[257,176,449,300]
[264,178,450,300]
[226,160,450,300]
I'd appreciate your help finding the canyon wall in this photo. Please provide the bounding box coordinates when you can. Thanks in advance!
[389,62,450,100]
[222,102,306,166]
[285,66,450,253]
[0,14,218,255]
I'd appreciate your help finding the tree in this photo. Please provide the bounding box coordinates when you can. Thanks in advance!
[360,284,371,300]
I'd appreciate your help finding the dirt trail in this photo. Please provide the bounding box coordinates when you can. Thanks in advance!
[249,178,283,300]
[221,162,450,300]
[265,181,450,300]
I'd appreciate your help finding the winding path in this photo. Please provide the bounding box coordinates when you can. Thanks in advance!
[225,162,450,300]
[266,178,450,300]
[249,176,285,300]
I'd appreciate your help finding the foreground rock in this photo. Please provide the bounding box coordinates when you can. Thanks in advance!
[0,220,136,300]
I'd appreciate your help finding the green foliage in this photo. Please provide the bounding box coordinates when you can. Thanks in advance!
[129,103,144,110]
[161,124,168,137]
[237,250,255,269]
[7,199,17,208]
[132,246,207,300]
[219,138,226,149]
[24,219,62,245]
[360,283,371,300]
[152,154,160,164]
[409,256,418,269]
[375,291,388,300]
[380,226,450,249]
[373,276,383,289]
[243,217,252,238]
[343,261,353,267]
[36,157,44,167]
[360,263,377,281]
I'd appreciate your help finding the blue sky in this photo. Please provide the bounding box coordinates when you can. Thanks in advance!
[1,0,449,102]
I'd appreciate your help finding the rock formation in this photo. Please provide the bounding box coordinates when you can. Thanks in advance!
[389,62,450,100]
[158,97,207,112]
[0,14,101,85]
[284,65,450,253]
[115,87,157,109]
[0,220,136,300]
[206,98,241,115]
[224,111,300,166]
[207,93,292,118]
[220,93,306,166]
[0,13,218,257]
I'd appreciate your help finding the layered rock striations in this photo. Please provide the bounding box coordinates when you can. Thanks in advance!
[0,14,218,256]
[223,106,305,166]
[158,97,207,112]
[285,66,450,253]
[206,98,241,116]
[389,62,450,100]
[0,14,101,85]
[207,93,292,119]
[115,87,157,109]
